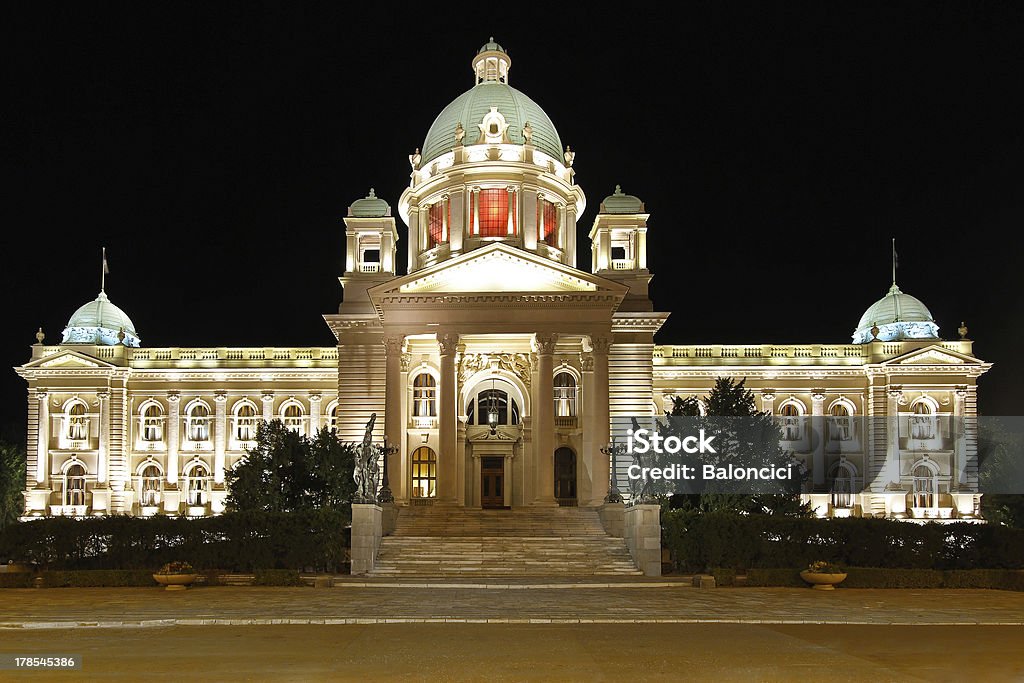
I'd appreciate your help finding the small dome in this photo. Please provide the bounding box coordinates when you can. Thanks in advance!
[348,188,390,218]
[478,37,505,54]
[600,185,645,214]
[853,283,940,344]
[62,291,141,347]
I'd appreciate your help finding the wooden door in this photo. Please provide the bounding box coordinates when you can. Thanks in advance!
[481,457,505,508]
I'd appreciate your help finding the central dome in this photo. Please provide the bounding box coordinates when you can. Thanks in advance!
[420,40,563,166]
[852,283,939,344]
[62,291,141,347]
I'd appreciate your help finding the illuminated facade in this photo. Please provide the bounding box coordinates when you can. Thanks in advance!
[17,40,991,521]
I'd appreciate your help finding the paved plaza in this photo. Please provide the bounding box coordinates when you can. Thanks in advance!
[2,586,1024,628]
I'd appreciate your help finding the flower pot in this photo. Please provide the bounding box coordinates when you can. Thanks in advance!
[800,570,847,590]
[153,573,198,591]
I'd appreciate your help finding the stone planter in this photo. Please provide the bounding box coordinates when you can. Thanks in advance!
[800,570,847,590]
[153,573,198,591]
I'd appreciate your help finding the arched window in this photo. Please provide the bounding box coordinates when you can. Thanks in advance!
[413,374,437,418]
[411,446,437,498]
[329,404,339,433]
[67,402,88,441]
[475,188,512,237]
[235,402,257,441]
[187,403,210,441]
[63,463,86,507]
[553,372,577,417]
[829,402,852,442]
[780,403,802,441]
[428,202,448,247]
[913,464,936,508]
[142,403,163,442]
[472,390,520,426]
[911,400,936,439]
[185,463,210,507]
[282,403,304,434]
[830,462,857,509]
[140,464,162,507]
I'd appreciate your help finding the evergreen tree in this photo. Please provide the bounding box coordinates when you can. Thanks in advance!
[225,420,356,513]
[0,439,26,529]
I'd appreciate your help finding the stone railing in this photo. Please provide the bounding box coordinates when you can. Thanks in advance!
[654,340,974,365]
[129,347,339,367]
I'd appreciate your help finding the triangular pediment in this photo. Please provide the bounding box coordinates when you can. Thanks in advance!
[21,349,116,370]
[883,344,981,366]
[370,243,629,297]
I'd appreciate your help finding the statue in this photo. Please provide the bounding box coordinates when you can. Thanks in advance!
[353,413,381,503]
[409,148,421,170]
[522,121,532,144]
[455,122,465,144]
[958,321,968,340]
[563,145,575,167]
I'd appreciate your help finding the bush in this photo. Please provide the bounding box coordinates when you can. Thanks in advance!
[0,573,32,588]
[253,569,302,586]
[745,568,804,587]
[734,567,1024,590]
[41,570,156,588]
[840,567,944,589]
[663,510,1024,573]
[710,568,736,586]
[0,510,351,572]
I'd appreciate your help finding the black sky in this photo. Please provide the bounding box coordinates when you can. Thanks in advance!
[2,2,1022,431]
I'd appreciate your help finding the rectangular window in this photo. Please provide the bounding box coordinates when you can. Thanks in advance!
[478,189,508,237]
[539,199,558,246]
[428,202,446,247]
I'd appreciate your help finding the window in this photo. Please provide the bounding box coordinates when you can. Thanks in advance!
[188,403,210,441]
[829,403,852,442]
[235,403,257,441]
[831,465,855,509]
[67,402,88,441]
[64,463,86,507]
[913,464,936,508]
[477,189,510,237]
[362,248,380,263]
[780,403,802,440]
[554,372,577,417]
[428,202,447,246]
[142,404,163,442]
[185,464,210,507]
[911,401,936,439]
[140,465,162,507]
[283,403,304,434]
[413,374,437,418]
[329,404,339,433]
[472,389,519,426]
[539,198,558,246]
[411,446,437,498]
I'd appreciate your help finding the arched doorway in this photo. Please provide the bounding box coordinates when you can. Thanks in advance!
[411,446,437,499]
[554,447,577,506]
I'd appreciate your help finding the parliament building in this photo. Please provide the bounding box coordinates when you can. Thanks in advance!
[17,40,991,524]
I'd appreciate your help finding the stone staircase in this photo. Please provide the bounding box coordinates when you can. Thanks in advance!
[367,507,642,578]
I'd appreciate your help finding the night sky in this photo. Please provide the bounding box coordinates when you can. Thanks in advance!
[2,3,1022,435]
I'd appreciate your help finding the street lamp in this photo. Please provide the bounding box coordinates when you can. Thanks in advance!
[600,440,626,504]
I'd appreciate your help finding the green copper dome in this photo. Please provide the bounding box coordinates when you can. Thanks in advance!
[600,185,645,214]
[420,81,563,166]
[62,291,141,347]
[853,283,939,344]
[348,188,390,218]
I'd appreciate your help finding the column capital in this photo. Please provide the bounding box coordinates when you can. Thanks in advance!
[579,353,594,372]
[438,332,460,356]
[382,335,404,355]
[532,333,558,355]
[954,386,969,398]
[400,353,412,372]
[166,392,181,404]
[308,393,323,404]
[761,390,776,401]
[261,392,275,403]
[589,335,612,354]
[35,389,48,401]
[811,390,826,403]
[213,392,228,404]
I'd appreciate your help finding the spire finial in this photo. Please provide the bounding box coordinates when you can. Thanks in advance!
[368,188,376,198]
[35,327,45,345]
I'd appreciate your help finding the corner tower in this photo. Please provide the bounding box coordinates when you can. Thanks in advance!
[398,39,586,272]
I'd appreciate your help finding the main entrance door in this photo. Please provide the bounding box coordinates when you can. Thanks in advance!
[554,447,577,506]
[481,457,505,508]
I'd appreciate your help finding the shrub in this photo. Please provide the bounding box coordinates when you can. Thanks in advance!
[710,568,736,586]
[0,573,32,588]
[745,568,804,587]
[41,570,156,588]
[253,569,302,586]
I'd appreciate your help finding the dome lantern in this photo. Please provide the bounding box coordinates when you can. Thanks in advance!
[473,37,511,85]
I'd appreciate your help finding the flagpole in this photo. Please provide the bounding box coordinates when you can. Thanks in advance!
[891,238,896,286]
[101,247,108,293]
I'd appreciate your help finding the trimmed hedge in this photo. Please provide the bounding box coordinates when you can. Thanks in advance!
[253,569,302,586]
[42,569,156,588]
[0,573,32,588]
[729,567,1024,590]
[664,511,1024,573]
[0,510,350,572]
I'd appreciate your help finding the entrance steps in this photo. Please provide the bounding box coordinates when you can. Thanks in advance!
[368,507,642,577]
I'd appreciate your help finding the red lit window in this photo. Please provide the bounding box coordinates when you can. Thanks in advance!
[428,202,446,247]
[478,189,508,237]
[539,199,558,246]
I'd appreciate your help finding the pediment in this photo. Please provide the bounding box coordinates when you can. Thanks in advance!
[370,243,629,297]
[22,349,116,370]
[884,345,980,366]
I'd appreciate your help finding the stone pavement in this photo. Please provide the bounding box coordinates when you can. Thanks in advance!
[2,586,1024,628]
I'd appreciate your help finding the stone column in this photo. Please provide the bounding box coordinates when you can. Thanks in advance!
[503,454,513,507]
[350,503,383,575]
[166,393,180,486]
[438,333,459,503]
[591,336,612,499]
[760,390,776,415]
[214,392,227,485]
[581,354,597,504]
[35,390,49,485]
[811,390,826,490]
[407,206,420,271]
[262,392,274,423]
[624,504,662,576]
[533,333,557,505]
[96,391,109,486]
[506,187,515,235]
[383,335,404,499]
[471,188,480,235]
[309,393,322,434]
